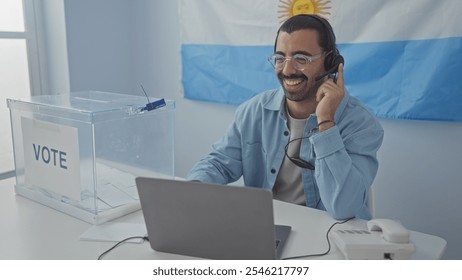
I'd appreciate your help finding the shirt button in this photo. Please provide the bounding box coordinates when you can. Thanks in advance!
[283,131,289,136]
[270,168,276,174]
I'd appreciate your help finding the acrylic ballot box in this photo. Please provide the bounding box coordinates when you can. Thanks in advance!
[7,91,175,224]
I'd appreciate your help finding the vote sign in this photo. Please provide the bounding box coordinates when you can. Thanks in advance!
[21,117,81,200]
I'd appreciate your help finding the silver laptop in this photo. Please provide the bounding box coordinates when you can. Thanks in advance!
[136,177,291,260]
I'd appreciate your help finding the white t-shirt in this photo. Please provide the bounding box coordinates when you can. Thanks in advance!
[272,110,308,205]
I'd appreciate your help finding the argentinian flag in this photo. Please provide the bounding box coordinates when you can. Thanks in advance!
[179,0,462,121]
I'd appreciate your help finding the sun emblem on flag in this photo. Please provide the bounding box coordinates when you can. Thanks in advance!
[278,0,331,22]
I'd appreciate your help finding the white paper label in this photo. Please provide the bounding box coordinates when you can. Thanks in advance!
[21,117,81,200]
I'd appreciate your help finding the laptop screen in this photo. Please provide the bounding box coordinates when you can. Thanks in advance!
[136,177,291,259]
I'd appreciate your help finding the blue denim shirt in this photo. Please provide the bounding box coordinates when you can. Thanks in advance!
[187,87,384,220]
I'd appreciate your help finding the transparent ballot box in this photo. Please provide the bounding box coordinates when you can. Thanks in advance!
[7,91,175,224]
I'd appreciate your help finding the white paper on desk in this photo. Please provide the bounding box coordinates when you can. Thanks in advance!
[98,183,135,207]
[80,222,147,243]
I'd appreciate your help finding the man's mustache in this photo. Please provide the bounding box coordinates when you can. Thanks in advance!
[278,73,308,80]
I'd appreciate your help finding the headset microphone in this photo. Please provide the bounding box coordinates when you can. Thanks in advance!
[315,55,344,82]
[314,66,335,82]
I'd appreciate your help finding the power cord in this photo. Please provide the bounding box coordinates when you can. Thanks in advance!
[97,236,149,260]
[282,217,354,260]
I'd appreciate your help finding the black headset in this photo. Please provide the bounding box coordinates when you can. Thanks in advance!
[302,14,344,81]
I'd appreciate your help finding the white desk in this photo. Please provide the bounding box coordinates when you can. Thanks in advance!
[0,177,446,260]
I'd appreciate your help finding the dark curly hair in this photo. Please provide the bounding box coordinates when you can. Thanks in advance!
[274,14,336,54]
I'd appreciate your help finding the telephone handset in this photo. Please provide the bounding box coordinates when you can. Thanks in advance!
[331,218,415,260]
[367,218,410,244]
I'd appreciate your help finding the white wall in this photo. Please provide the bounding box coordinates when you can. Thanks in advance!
[373,119,462,260]
[34,0,70,95]
[64,0,135,94]
[61,0,461,259]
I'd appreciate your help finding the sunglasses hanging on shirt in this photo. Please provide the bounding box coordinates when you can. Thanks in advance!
[284,137,315,170]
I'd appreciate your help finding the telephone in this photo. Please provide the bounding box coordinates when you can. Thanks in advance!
[331,218,415,260]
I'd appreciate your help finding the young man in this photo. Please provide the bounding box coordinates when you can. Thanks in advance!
[187,14,384,220]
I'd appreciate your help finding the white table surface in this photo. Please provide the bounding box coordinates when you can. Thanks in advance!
[0,177,446,260]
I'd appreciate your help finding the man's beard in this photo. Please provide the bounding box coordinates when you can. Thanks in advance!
[278,73,315,102]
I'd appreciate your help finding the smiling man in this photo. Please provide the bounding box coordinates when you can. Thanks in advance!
[187,14,384,220]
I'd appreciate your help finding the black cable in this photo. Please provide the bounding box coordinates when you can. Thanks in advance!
[97,236,149,260]
[97,217,352,260]
[282,217,354,260]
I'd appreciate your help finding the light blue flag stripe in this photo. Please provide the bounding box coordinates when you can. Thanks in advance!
[340,36,462,121]
[181,45,278,104]
[182,36,462,121]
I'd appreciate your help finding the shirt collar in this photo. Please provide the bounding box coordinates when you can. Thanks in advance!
[263,87,285,111]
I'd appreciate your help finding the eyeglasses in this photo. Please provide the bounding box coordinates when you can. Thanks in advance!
[268,52,325,71]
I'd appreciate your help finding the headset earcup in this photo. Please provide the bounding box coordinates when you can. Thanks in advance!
[324,52,344,74]
[324,52,334,71]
